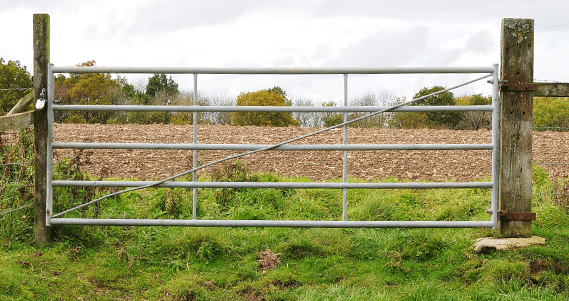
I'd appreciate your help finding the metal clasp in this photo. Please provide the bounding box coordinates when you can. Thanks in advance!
[35,88,46,110]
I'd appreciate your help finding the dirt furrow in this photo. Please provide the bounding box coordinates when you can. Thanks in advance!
[51,124,569,182]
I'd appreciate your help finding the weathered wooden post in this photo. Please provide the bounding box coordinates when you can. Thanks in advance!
[33,14,51,245]
[499,18,536,238]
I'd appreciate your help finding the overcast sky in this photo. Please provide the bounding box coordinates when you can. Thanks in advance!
[1,0,568,103]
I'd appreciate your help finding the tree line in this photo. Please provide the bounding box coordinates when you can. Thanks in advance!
[2,59,568,130]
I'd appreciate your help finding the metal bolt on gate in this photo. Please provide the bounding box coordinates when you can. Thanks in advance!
[45,65,501,229]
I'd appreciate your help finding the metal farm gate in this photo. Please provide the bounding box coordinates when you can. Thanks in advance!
[44,65,500,229]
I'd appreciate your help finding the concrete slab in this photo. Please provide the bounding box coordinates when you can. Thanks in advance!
[474,236,546,252]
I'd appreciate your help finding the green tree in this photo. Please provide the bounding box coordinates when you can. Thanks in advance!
[117,76,136,99]
[146,74,179,99]
[265,86,286,98]
[412,86,462,129]
[0,58,33,115]
[321,101,343,127]
[128,75,179,124]
[232,87,299,127]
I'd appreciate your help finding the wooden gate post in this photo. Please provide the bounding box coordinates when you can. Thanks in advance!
[499,18,535,238]
[33,14,51,245]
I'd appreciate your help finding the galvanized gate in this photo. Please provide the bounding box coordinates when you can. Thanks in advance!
[44,65,500,229]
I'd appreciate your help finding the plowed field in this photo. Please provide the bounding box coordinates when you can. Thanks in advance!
[51,124,569,182]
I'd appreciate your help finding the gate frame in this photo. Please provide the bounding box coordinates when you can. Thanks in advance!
[43,65,501,230]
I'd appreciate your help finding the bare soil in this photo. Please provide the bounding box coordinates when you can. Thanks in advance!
[50,123,569,182]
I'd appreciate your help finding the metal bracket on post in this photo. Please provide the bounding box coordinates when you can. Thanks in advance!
[499,82,538,92]
[498,211,536,221]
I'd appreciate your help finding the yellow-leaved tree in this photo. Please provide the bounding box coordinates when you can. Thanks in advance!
[56,60,121,123]
[231,87,299,127]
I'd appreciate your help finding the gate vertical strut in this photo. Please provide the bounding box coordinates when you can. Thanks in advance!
[342,74,348,221]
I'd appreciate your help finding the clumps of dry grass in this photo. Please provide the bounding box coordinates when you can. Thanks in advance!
[258,250,281,272]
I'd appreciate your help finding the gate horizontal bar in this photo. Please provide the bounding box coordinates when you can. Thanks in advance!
[52,142,493,151]
[52,66,495,74]
[48,218,494,228]
[52,105,493,112]
[52,180,493,189]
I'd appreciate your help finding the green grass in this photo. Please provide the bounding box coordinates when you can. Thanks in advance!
[2,135,569,300]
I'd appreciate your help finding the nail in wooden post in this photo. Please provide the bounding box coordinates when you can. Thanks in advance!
[499,18,534,238]
[33,14,51,245]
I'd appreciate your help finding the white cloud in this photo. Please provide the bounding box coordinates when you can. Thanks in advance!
[1,0,568,102]
[325,26,429,67]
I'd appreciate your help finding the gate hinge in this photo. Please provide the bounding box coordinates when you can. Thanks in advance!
[498,211,536,221]
[499,82,538,92]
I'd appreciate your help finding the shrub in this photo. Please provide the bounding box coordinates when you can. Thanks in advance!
[64,114,87,124]
[0,128,34,245]
[534,97,569,130]
[320,101,344,127]
[388,110,430,129]
[456,94,492,130]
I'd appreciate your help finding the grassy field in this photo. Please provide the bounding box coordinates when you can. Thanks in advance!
[2,129,569,300]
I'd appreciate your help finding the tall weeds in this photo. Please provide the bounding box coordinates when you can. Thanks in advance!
[2,130,569,299]
[52,148,102,218]
[0,128,34,245]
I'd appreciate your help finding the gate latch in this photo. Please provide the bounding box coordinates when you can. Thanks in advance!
[35,88,46,110]
[498,211,536,221]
